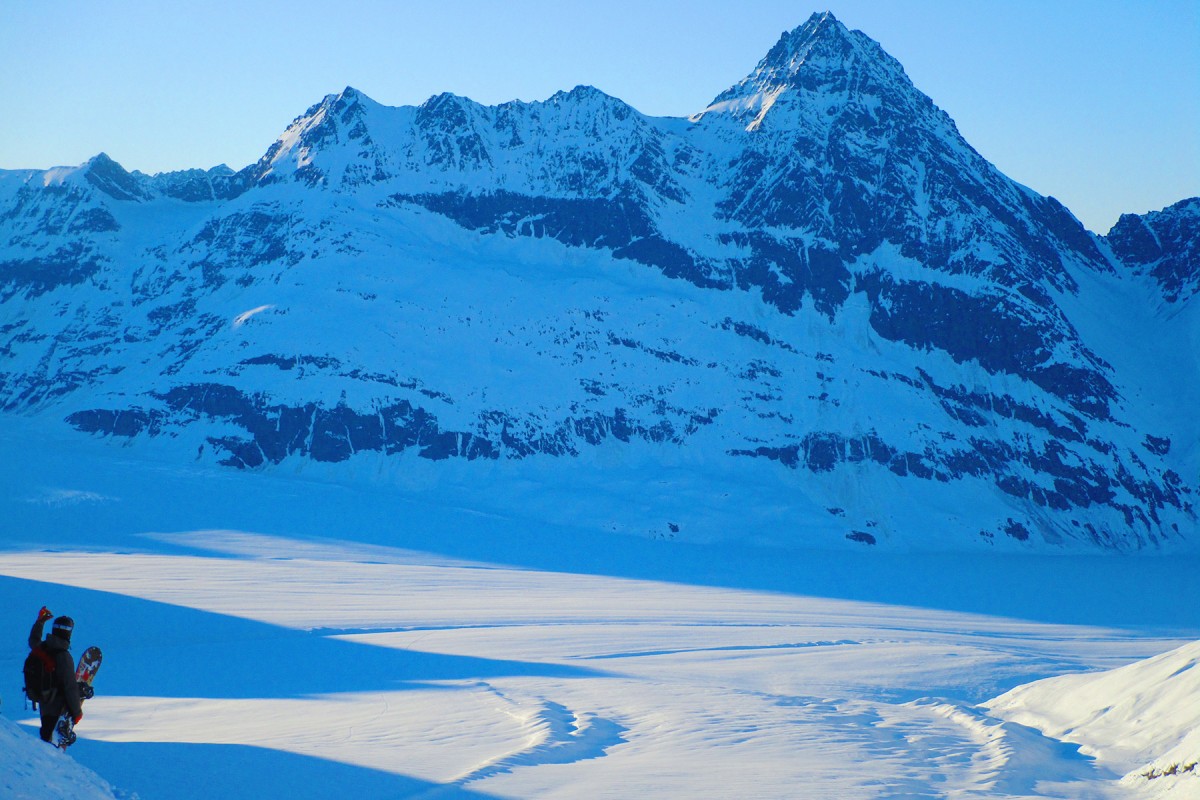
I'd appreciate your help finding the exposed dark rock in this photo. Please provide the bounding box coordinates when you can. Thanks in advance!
[860,273,1114,418]
[68,384,719,468]
[1106,197,1200,302]
[83,153,150,202]
[0,243,107,300]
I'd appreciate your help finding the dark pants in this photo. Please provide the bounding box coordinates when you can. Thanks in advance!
[38,694,66,742]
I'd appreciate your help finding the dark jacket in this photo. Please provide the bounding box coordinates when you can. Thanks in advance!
[28,618,82,718]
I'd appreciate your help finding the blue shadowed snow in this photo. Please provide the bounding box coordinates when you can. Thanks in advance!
[0,575,599,800]
[74,741,506,800]
[4,441,1198,633]
[0,576,609,701]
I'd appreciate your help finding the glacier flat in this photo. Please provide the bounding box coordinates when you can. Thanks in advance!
[2,424,1198,798]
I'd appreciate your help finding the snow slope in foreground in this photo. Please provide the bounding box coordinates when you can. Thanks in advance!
[0,716,121,800]
[987,639,1200,796]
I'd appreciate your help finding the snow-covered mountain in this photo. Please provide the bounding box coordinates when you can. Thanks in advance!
[1,12,1196,551]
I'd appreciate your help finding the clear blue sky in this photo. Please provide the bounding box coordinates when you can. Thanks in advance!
[2,0,1196,232]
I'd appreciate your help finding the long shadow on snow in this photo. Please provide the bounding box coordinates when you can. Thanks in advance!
[0,575,609,700]
[72,739,505,800]
[6,439,1199,633]
[187,492,1200,634]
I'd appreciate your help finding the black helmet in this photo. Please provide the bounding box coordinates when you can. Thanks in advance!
[51,616,74,642]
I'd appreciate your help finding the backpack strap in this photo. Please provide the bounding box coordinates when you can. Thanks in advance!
[32,643,56,674]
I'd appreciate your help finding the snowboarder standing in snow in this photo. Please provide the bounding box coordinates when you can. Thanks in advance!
[26,607,83,743]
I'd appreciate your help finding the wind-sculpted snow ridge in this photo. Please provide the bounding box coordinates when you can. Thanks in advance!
[0,11,1196,550]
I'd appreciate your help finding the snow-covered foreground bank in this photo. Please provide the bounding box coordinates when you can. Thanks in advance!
[2,429,1199,798]
[988,640,1200,797]
[0,715,121,800]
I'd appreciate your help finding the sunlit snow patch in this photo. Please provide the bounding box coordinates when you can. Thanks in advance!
[986,639,1200,793]
[233,304,274,328]
[25,488,116,507]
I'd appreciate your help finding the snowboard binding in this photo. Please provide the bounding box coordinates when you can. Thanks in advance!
[55,717,77,748]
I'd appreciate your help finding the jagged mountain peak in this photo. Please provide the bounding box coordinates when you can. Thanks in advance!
[316,85,384,123]
[756,10,855,73]
[239,78,666,193]
[29,153,240,204]
[532,84,645,132]
[336,85,366,102]
[419,90,475,112]
[80,152,150,201]
[693,10,925,130]
[306,85,377,116]
[546,84,621,105]
[302,84,388,134]
[85,151,122,169]
[243,85,391,187]
[1106,196,1200,302]
[413,92,494,151]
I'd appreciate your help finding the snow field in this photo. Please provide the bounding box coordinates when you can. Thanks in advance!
[2,527,1196,799]
[2,427,1198,798]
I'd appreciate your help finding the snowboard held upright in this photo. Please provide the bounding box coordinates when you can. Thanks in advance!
[55,646,102,749]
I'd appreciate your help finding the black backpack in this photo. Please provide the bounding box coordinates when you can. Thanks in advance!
[22,644,56,709]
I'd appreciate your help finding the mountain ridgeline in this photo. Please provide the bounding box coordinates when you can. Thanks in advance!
[1,12,1197,551]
